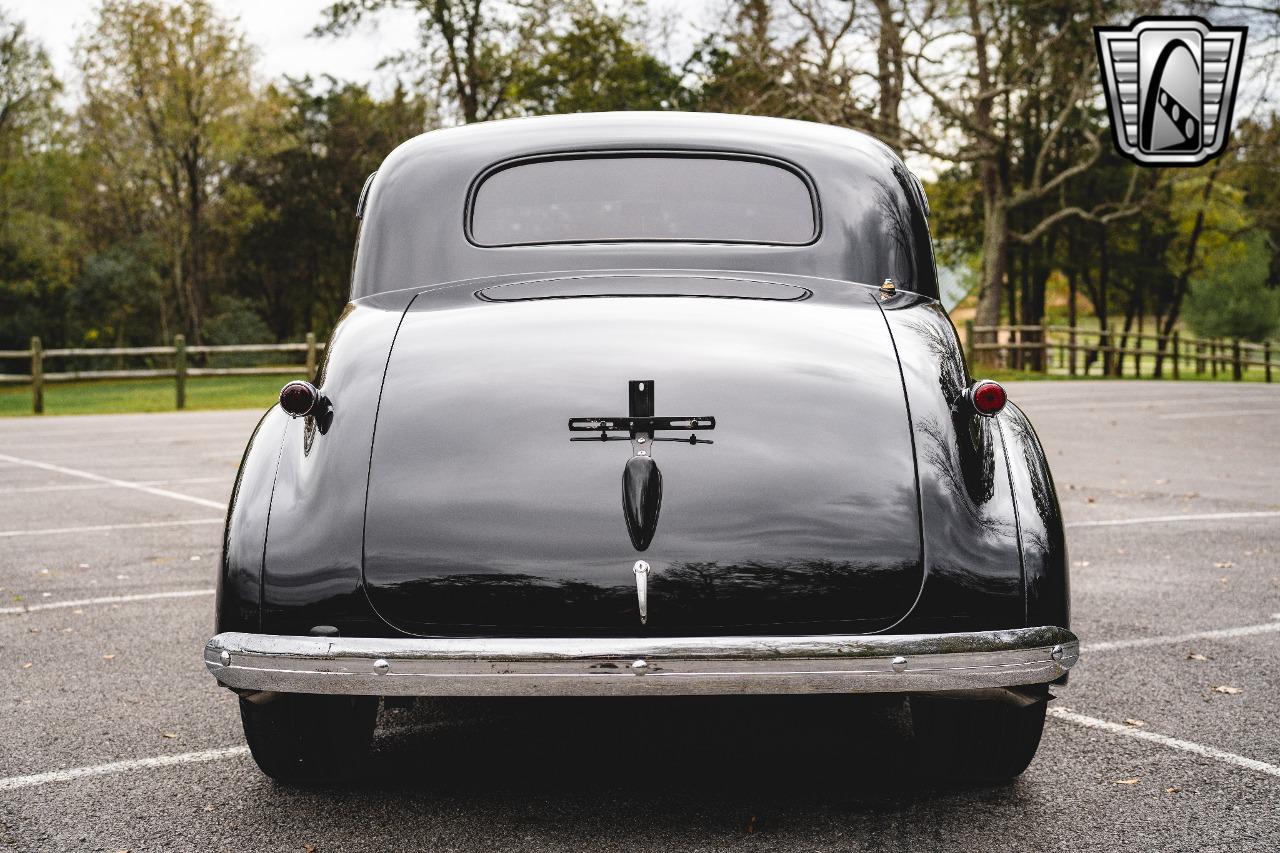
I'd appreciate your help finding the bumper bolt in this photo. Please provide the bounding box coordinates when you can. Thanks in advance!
[1050,645,1064,663]
[373,658,390,675]
[219,650,230,666]
[631,659,648,673]
[891,656,908,673]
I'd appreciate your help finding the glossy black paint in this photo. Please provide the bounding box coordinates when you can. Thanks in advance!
[361,275,923,636]
[876,294,1028,634]
[215,112,1068,642]
[353,113,938,300]
[622,455,662,551]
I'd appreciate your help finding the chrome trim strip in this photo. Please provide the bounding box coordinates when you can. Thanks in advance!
[205,626,1078,697]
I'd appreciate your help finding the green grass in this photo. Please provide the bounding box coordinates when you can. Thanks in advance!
[0,374,289,417]
[1,362,1271,418]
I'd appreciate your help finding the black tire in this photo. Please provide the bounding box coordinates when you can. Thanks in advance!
[239,693,378,784]
[910,691,1048,782]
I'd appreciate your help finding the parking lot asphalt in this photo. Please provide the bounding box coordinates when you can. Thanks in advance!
[1,381,1278,852]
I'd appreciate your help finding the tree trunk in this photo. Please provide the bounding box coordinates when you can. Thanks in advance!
[186,158,204,347]
[1155,162,1221,377]
[872,0,904,149]
[974,165,1008,365]
[1117,285,1139,377]
[1098,228,1112,376]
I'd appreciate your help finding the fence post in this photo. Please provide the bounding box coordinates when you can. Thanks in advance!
[174,334,187,410]
[1171,332,1180,380]
[1034,313,1044,371]
[1211,340,1218,378]
[1231,339,1242,381]
[305,331,317,378]
[1068,322,1077,376]
[1266,341,1273,383]
[30,336,43,415]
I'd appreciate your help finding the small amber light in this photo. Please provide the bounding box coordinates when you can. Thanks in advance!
[279,381,319,417]
[971,380,1007,416]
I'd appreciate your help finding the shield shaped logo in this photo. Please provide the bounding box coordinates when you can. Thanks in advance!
[1095,17,1246,166]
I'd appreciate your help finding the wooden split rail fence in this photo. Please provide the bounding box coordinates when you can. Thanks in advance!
[0,334,324,414]
[966,322,1275,382]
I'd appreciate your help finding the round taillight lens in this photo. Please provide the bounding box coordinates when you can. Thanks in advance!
[279,381,319,417]
[971,380,1007,416]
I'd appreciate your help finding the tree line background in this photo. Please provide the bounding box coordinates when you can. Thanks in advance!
[1,0,1278,372]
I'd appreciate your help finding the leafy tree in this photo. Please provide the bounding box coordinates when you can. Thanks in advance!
[510,6,686,114]
[0,10,74,349]
[1229,118,1280,288]
[316,0,559,124]
[686,0,794,117]
[224,78,426,338]
[71,239,166,350]
[77,0,255,345]
[1184,231,1280,341]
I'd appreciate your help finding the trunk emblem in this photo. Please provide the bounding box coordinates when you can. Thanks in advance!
[633,560,650,625]
[569,380,716,552]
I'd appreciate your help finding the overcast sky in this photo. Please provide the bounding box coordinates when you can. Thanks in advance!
[7,0,713,93]
[9,1,422,89]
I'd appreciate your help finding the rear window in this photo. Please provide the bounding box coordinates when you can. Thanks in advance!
[469,154,818,246]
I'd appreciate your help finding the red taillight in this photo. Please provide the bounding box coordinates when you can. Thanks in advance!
[279,380,319,417]
[970,380,1007,416]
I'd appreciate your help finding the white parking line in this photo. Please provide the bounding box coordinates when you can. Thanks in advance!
[1083,615,1280,653]
[0,517,223,538]
[1018,395,1279,413]
[0,588,216,615]
[0,746,250,792]
[0,452,226,511]
[1048,707,1280,779]
[1067,510,1280,529]
[4,477,226,495]
[1158,409,1280,420]
[0,724,428,791]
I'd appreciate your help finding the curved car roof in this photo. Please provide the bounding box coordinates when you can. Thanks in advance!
[352,111,938,300]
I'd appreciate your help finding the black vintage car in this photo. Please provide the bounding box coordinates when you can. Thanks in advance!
[206,112,1076,783]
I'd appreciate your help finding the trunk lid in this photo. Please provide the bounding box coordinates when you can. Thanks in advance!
[362,274,922,636]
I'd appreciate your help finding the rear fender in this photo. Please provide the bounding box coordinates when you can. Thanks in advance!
[878,295,1025,633]
[258,293,414,636]
[1002,404,1070,630]
[217,406,288,634]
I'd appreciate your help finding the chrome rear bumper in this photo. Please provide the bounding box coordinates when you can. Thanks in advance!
[204,626,1078,697]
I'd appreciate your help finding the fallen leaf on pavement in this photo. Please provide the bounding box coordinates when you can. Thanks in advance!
[1112,778,1140,785]
[1166,787,1181,794]
[161,731,178,739]
[1086,496,1096,503]
[102,654,115,661]
[1212,686,1242,695]
[204,805,215,812]
[21,662,32,669]
[303,845,318,852]
[1214,561,1234,569]
[1123,718,1146,728]
[1187,653,1210,661]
